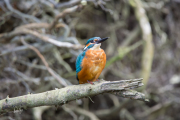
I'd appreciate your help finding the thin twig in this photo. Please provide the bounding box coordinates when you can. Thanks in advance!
[4,0,41,23]
[54,0,81,9]
[67,105,99,120]
[62,106,78,120]
[49,5,80,30]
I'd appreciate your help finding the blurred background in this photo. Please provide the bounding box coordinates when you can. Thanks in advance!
[0,0,180,120]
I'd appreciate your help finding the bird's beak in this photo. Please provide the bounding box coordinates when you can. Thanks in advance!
[96,37,109,44]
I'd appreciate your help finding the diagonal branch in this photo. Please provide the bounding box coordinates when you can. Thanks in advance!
[0,78,148,115]
[21,38,68,87]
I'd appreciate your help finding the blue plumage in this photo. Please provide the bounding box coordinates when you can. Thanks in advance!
[76,43,95,81]
[75,37,109,84]
[76,50,87,80]
[76,37,103,81]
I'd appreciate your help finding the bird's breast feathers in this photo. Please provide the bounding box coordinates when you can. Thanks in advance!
[85,49,106,64]
[81,49,106,75]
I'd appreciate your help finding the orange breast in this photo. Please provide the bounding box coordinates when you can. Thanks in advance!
[78,49,106,84]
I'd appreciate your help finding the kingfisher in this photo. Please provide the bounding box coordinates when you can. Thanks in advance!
[76,37,109,84]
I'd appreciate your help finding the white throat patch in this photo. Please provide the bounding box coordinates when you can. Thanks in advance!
[90,43,101,50]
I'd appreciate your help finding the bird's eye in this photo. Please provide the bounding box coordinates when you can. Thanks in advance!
[90,40,94,43]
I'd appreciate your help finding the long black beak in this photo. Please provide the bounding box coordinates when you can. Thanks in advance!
[96,37,109,44]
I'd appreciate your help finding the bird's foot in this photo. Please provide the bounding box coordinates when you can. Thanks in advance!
[87,80,94,85]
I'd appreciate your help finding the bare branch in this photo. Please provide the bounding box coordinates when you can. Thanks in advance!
[54,0,81,9]
[0,28,83,49]
[0,78,148,115]
[49,5,80,30]
[16,23,50,29]
[4,0,41,23]
[66,105,99,120]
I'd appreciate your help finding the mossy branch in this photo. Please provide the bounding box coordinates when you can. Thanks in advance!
[0,78,148,115]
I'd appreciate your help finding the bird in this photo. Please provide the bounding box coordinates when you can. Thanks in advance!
[76,37,108,84]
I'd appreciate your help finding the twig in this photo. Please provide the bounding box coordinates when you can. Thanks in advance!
[106,40,143,68]
[54,0,81,9]
[88,96,94,103]
[108,94,120,106]
[0,78,148,114]
[4,67,40,85]
[137,101,172,118]
[53,48,72,72]
[66,105,99,120]
[16,23,50,30]
[16,60,47,70]
[49,5,80,30]
[62,106,78,120]
[4,0,41,23]
[142,1,169,10]
[99,3,113,15]
[16,22,69,31]
[0,43,40,56]
[21,38,68,87]
[121,26,140,46]
[33,106,51,120]
[120,109,135,120]
[95,100,130,119]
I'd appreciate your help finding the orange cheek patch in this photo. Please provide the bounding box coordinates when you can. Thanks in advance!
[86,43,91,47]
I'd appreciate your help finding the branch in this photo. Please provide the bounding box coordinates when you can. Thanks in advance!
[54,0,81,9]
[66,105,100,120]
[0,78,148,115]
[0,28,83,49]
[49,5,81,30]
[4,0,41,23]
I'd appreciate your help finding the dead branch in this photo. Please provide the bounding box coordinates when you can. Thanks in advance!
[4,0,40,23]
[54,0,81,9]
[66,105,99,120]
[0,78,148,115]
[0,28,83,49]
[16,23,50,29]
[49,5,81,30]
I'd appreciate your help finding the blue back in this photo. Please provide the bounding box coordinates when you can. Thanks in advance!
[76,50,87,80]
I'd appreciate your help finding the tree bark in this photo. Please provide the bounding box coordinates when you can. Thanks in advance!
[0,78,148,115]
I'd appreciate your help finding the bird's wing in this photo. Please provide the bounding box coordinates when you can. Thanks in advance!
[76,51,86,81]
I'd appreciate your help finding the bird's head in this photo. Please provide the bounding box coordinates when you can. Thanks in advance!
[83,37,109,50]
